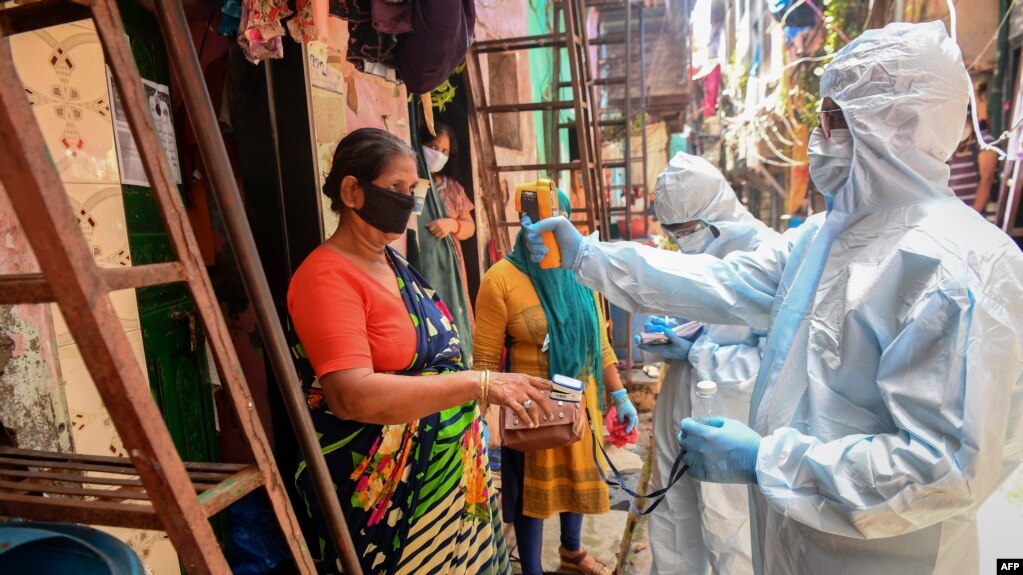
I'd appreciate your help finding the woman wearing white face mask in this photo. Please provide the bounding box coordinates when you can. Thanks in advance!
[421,124,477,243]
[415,122,478,359]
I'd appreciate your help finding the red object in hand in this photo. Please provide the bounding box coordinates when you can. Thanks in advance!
[604,406,639,448]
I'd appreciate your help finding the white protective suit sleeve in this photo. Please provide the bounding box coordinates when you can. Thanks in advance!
[574,226,794,331]
[756,282,1023,539]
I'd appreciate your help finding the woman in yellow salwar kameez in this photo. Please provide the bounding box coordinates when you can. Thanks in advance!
[474,191,639,575]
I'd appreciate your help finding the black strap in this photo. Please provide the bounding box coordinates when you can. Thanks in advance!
[585,407,688,516]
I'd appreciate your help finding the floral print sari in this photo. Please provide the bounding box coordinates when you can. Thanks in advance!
[291,248,508,574]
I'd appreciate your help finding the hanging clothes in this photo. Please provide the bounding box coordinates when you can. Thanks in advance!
[394,0,475,93]
[237,0,291,63]
[286,0,318,43]
[329,0,407,72]
[330,0,475,93]
[696,64,721,118]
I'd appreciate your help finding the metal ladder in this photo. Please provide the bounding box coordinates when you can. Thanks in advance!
[0,1,359,573]
[589,0,653,377]
[590,0,650,242]
[465,0,608,258]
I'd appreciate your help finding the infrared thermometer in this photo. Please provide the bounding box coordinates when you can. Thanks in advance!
[515,179,562,269]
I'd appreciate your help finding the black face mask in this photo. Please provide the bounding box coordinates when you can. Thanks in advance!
[354,179,415,234]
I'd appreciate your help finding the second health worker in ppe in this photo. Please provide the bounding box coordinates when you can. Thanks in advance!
[640,152,773,575]
[526,21,1023,575]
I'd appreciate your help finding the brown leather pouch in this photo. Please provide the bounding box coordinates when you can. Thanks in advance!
[501,394,585,452]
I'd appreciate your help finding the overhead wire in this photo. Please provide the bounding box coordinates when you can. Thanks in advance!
[943,0,1010,158]
[754,113,806,166]
[967,0,1017,72]
[784,52,836,71]
[765,113,797,147]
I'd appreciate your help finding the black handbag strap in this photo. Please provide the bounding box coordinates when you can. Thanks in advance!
[585,406,688,516]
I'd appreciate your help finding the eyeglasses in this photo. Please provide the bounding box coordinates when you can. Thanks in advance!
[663,221,706,241]
[817,109,846,139]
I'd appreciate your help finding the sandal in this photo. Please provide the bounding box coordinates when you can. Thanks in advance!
[559,545,611,575]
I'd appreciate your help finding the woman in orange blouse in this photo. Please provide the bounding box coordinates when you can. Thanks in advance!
[288,128,552,574]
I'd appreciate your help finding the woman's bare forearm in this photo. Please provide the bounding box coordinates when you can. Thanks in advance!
[320,368,480,424]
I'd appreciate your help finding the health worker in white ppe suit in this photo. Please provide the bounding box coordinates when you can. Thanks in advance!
[525,21,1023,575]
[639,152,775,575]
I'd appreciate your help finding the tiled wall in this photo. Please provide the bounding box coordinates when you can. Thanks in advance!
[9,19,179,573]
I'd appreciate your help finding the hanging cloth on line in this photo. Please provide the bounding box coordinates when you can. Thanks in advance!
[330,0,476,93]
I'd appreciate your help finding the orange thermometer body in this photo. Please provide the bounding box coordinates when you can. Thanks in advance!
[515,179,562,269]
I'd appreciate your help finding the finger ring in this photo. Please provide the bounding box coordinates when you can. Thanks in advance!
[521,399,533,409]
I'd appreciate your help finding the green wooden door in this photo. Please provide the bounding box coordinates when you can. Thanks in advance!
[117,0,219,466]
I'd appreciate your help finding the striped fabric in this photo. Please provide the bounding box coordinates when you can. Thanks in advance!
[394,404,508,575]
[947,130,990,205]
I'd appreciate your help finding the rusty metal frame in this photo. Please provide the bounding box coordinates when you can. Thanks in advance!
[563,0,609,233]
[465,48,514,256]
[0,446,260,531]
[0,264,188,304]
[588,0,655,376]
[0,0,329,573]
[0,24,231,575]
[464,0,610,261]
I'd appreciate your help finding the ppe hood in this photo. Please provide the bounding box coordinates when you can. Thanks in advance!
[654,151,772,258]
[654,152,765,226]
[821,21,969,214]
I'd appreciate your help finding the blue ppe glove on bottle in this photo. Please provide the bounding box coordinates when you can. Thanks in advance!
[635,317,697,361]
[678,416,761,484]
[522,216,583,270]
[611,389,639,434]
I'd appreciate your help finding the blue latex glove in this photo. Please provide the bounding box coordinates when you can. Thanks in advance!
[522,216,583,270]
[635,317,695,361]
[611,389,639,434]
[678,416,761,484]
[646,316,678,330]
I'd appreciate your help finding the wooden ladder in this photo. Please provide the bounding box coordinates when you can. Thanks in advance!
[465,0,608,258]
[0,1,345,573]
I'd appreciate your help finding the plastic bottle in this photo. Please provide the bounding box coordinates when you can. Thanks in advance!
[691,380,723,423]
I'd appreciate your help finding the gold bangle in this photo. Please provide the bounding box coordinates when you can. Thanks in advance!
[483,370,491,405]
[478,371,486,403]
